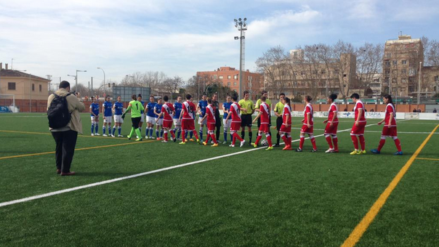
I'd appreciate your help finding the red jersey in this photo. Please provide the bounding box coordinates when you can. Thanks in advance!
[206,105,216,124]
[259,102,270,124]
[303,103,313,125]
[282,104,292,125]
[384,103,396,127]
[182,101,196,120]
[162,103,174,121]
[230,102,241,122]
[327,103,338,123]
[354,100,366,122]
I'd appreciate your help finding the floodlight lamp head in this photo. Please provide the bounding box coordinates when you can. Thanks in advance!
[239,18,241,21]
[244,18,247,21]
[234,19,237,22]
[234,36,239,40]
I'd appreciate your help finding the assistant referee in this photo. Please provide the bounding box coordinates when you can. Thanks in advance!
[274,93,285,147]
[238,91,254,145]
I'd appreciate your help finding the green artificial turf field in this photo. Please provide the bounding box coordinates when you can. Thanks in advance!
[0,113,438,246]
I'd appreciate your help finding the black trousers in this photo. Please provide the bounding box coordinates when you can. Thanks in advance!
[276,117,283,145]
[215,111,221,140]
[51,130,78,173]
[132,117,141,128]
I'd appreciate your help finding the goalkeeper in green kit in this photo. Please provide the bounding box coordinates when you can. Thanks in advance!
[122,94,145,141]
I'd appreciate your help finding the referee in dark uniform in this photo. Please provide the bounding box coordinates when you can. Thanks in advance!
[274,93,285,147]
[212,93,222,141]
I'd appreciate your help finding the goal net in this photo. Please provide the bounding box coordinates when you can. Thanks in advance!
[0,94,18,113]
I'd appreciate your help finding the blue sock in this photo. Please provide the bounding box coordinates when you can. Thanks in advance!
[102,126,106,135]
[160,130,163,137]
[146,127,149,136]
[230,134,233,142]
[185,131,188,139]
[118,127,121,135]
[95,124,98,133]
[150,128,153,137]
[224,131,227,142]
[91,124,94,134]
[112,127,116,135]
[177,129,181,138]
[190,131,193,139]
[199,129,203,140]
[156,130,159,138]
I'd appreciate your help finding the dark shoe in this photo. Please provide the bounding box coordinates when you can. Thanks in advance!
[274,144,280,147]
[311,149,318,152]
[296,148,302,152]
[56,169,61,174]
[61,171,76,176]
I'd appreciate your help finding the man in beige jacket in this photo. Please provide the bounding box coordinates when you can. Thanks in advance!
[47,81,85,176]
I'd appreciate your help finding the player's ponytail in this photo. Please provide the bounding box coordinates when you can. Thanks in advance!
[284,97,291,106]
[384,94,393,107]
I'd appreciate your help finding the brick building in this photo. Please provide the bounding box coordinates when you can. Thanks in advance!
[0,63,51,112]
[196,67,263,100]
[422,66,439,97]
[382,35,424,97]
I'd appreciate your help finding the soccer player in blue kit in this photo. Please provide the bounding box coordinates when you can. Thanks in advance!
[222,95,232,144]
[102,95,113,137]
[173,96,183,140]
[154,98,164,140]
[197,94,208,142]
[112,96,124,137]
[90,96,100,136]
[145,96,156,139]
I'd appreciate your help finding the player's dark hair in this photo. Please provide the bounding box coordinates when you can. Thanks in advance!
[186,94,192,100]
[232,95,238,101]
[261,96,266,101]
[261,90,267,95]
[138,94,142,98]
[350,93,360,99]
[202,93,207,96]
[284,97,291,105]
[131,94,136,100]
[91,96,94,100]
[59,81,70,89]
[279,93,285,97]
[207,98,212,104]
[329,93,337,102]
[383,94,393,105]
[163,95,169,101]
[305,95,312,102]
[243,91,249,96]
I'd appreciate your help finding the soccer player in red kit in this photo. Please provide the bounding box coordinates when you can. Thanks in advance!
[225,95,246,147]
[296,95,317,152]
[179,94,200,144]
[371,94,403,155]
[200,98,219,147]
[280,97,292,151]
[252,96,273,150]
[156,95,176,143]
[350,93,367,155]
[323,94,339,153]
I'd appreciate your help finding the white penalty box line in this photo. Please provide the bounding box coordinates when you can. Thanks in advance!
[0,124,375,208]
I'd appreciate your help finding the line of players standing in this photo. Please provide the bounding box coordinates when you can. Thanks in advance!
[88,90,403,154]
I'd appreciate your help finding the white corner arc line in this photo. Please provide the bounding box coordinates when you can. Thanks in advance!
[0,124,374,208]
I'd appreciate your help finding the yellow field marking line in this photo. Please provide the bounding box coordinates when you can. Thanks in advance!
[0,140,154,161]
[0,130,127,141]
[416,157,439,161]
[341,124,439,247]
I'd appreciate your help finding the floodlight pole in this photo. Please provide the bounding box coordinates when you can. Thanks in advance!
[75,70,86,91]
[97,67,106,96]
[234,17,247,98]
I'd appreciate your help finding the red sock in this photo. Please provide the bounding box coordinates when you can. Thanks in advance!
[164,132,168,141]
[232,135,236,145]
[311,137,317,150]
[359,135,365,151]
[377,139,385,151]
[211,134,217,144]
[394,138,402,152]
[205,134,210,143]
[170,130,175,139]
[255,135,262,145]
[325,136,333,149]
[193,131,199,140]
[287,137,292,146]
[182,130,186,142]
[233,132,243,142]
[267,135,272,147]
[333,137,338,150]
[299,137,305,149]
[351,135,359,150]
[282,135,288,145]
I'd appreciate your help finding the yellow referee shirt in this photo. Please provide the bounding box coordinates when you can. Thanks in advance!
[255,98,272,110]
[238,99,254,115]
[274,102,284,117]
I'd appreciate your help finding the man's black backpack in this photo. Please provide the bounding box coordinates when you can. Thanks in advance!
[47,93,71,129]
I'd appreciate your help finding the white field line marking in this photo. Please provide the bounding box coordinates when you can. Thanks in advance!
[0,124,375,208]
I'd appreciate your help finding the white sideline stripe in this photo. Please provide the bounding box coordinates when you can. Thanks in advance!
[0,124,375,208]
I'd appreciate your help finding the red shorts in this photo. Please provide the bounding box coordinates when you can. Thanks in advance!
[301,124,313,134]
[258,123,270,133]
[351,122,366,135]
[280,124,291,133]
[182,119,195,131]
[163,120,173,129]
[207,122,216,131]
[231,122,241,131]
[382,126,397,137]
[324,122,339,135]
